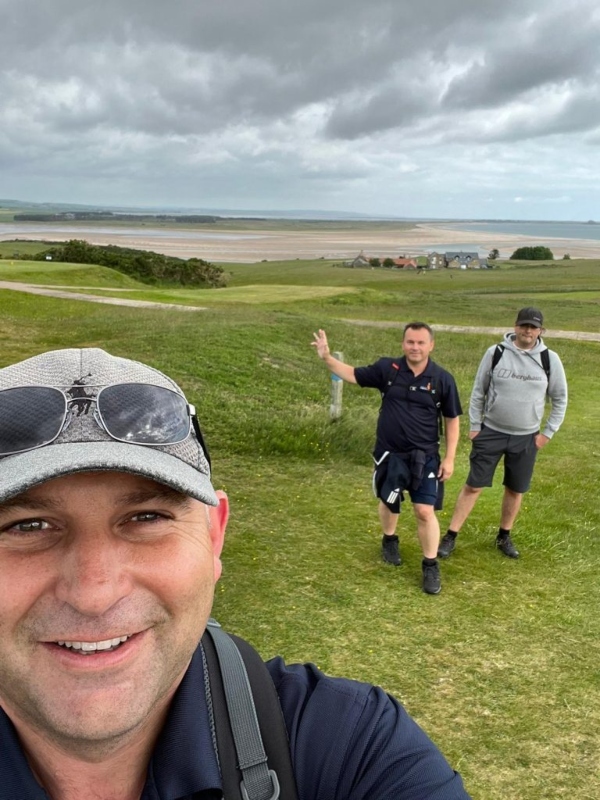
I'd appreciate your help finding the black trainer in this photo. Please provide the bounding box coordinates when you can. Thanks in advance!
[496,534,519,559]
[437,532,456,559]
[381,535,401,566]
[422,561,441,594]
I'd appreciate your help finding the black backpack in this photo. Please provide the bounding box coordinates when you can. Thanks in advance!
[491,344,550,385]
[201,619,299,800]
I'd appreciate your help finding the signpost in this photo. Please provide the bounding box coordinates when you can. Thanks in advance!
[330,351,344,419]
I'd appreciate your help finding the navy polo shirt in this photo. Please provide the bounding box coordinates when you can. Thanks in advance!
[355,356,462,456]
[0,644,470,799]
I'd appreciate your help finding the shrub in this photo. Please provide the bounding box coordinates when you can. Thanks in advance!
[509,246,554,261]
[30,239,228,287]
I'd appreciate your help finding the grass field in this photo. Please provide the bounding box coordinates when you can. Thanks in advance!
[0,245,598,798]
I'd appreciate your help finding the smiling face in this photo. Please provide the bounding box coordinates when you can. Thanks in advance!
[402,326,435,370]
[0,471,228,753]
[513,323,542,350]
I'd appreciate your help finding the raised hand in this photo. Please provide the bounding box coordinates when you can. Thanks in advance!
[311,329,330,360]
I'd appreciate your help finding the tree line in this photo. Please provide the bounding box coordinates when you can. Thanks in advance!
[14,212,222,223]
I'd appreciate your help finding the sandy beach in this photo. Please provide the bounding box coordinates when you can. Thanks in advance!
[1,222,600,262]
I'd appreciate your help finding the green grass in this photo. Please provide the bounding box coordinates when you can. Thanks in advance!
[0,254,599,798]
[39,283,359,305]
[2,252,599,330]
[0,260,144,288]
[0,238,49,254]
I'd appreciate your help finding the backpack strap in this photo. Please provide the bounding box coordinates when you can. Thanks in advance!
[540,348,551,381]
[382,360,402,398]
[490,344,505,373]
[202,619,299,800]
[491,343,551,383]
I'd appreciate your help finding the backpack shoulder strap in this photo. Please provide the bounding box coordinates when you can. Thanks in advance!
[382,359,402,397]
[540,348,551,381]
[431,370,444,437]
[202,620,298,800]
[490,344,505,373]
[491,343,550,382]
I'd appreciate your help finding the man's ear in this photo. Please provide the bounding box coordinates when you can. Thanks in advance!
[208,491,228,579]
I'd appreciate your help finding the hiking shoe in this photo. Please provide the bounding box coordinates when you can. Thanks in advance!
[381,535,402,566]
[496,534,519,559]
[437,533,456,559]
[422,561,441,595]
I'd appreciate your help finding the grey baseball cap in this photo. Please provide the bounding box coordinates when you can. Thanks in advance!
[0,348,218,505]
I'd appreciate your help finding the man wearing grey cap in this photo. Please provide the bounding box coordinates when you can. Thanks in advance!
[0,348,471,799]
[439,308,568,560]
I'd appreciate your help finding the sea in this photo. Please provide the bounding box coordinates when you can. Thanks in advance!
[2,218,600,243]
[429,220,600,242]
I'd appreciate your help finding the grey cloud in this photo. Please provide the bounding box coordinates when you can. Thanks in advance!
[0,0,540,122]
[2,0,596,136]
[443,8,600,110]
[325,80,436,140]
[486,93,600,142]
[0,0,598,219]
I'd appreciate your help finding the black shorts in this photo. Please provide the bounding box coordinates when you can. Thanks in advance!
[467,426,539,494]
[373,453,443,512]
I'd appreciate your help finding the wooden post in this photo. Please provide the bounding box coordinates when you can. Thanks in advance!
[330,351,344,420]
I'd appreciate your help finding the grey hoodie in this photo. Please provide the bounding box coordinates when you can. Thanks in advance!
[469,332,568,437]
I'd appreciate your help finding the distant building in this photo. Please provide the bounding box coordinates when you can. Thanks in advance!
[343,251,371,268]
[444,251,488,269]
[343,251,420,269]
[427,252,443,270]
[392,257,418,269]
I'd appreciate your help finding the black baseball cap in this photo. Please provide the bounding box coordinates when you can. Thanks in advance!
[515,307,543,327]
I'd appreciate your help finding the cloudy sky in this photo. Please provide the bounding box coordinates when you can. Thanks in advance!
[1,0,599,219]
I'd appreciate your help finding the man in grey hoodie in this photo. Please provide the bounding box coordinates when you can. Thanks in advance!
[438,308,568,559]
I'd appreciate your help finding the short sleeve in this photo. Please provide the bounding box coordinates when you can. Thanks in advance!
[354,358,393,390]
[439,373,463,418]
[267,659,471,800]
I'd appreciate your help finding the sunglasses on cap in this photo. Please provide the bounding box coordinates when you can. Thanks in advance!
[0,382,211,467]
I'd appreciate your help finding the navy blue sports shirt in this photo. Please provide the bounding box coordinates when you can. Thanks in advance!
[0,644,470,799]
[355,357,462,457]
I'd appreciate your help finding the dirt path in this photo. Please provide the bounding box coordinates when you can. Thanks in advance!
[0,281,205,311]
[1,280,597,341]
[344,318,600,342]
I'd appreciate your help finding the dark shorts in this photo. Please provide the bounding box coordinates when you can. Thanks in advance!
[373,453,442,512]
[467,426,539,494]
